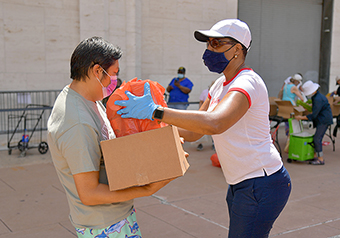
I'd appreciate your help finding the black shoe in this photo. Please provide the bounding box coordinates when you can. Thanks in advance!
[197,143,203,151]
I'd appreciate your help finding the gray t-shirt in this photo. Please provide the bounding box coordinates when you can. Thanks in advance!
[47,86,133,229]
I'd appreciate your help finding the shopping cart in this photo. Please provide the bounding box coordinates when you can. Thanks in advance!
[7,104,50,156]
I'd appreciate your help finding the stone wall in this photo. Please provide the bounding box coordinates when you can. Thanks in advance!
[0,0,238,106]
[0,0,79,90]
[1,0,338,100]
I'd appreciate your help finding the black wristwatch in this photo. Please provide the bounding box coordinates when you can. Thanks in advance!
[153,107,164,120]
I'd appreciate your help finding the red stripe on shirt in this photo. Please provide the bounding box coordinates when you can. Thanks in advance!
[228,88,252,108]
[223,68,253,86]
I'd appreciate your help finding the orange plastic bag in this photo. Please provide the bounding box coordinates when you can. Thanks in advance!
[210,153,221,167]
[106,78,168,137]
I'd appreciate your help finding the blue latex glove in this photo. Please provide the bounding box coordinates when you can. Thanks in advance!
[115,82,159,120]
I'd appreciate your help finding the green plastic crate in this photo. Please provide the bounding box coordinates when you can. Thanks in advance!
[288,119,314,161]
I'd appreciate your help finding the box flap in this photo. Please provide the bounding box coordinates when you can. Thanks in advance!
[293,105,305,112]
[290,119,303,134]
[171,126,190,173]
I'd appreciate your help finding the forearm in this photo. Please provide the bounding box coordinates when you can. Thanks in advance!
[292,87,305,101]
[178,85,191,94]
[178,127,204,142]
[74,171,171,206]
[161,108,217,135]
[158,92,248,135]
[295,115,308,120]
[81,183,151,205]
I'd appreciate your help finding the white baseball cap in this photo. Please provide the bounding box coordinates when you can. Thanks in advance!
[194,19,252,51]
[302,80,320,96]
[292,74,303,81]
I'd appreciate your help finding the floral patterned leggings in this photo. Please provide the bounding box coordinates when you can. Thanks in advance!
[75,208,142,238]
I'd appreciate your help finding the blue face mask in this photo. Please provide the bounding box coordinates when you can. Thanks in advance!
[178,73,184,78]
[202,45,235,74]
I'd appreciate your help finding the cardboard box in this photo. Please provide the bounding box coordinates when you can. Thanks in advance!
[328,96,340,116]
[268,97,279,116]
[274,99,306,119]
[100,125,189,191]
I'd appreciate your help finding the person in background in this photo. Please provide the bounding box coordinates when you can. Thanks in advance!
[280,74,307,147]
[166,67,193,110]
[278,73,305,101]
[295,80,333,165]
[281,74,305,105]
[115,19,291,238]
[331,75,340,104]
[197,81,215,151]
[199,81,215,108]
[331,76,340,137]
[47,36,171,238]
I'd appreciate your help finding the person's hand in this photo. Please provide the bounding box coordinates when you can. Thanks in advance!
[294,115,303,121]
[115,82,159,120]
[174,80,181,87]
[180,137,189,158]
[144,178,175,195]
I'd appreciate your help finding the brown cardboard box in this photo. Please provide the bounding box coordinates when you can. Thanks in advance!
[269,97,279,116]
[274,99,306,119]
[328,96,340,116]
[100,125,189,191]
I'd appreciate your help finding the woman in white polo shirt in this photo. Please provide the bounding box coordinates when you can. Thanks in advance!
[115,19,291,238]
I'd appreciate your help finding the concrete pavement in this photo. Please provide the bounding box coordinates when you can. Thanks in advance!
[0,126,340,238]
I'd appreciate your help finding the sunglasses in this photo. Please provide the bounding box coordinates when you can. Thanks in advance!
[207,39,234,49]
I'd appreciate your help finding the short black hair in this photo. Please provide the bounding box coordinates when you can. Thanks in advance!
[70,36,122,81]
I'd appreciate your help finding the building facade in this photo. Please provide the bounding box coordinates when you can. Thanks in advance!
[0,0,339,103]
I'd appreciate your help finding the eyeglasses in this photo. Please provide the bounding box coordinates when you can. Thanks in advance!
[100,66,118,81]
[207,39,234,49]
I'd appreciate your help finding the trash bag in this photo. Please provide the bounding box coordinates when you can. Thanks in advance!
[106,78,168,137]
[210,153,221,167]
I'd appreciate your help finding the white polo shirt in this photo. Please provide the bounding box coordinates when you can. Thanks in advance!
[208,68,282,185]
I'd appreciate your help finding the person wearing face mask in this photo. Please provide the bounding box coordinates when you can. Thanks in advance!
[166,66,193,110]
[47,36,172,238]
[114,19,291,237]
[295,81,333,165]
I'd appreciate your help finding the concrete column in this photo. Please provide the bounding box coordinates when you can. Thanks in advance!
[125,0,142,80]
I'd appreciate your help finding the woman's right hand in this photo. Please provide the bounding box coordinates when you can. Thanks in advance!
[144,178,175,195]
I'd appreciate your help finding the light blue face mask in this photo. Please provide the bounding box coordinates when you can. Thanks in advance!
[178,73,184,78]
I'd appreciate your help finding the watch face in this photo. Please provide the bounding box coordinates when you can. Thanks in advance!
[154,108,164,120]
